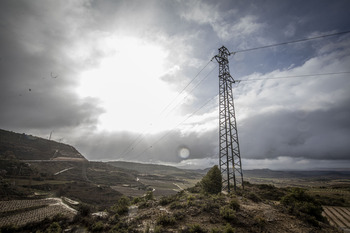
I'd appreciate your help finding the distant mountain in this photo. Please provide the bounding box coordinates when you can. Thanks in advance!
[0,129,86,161]
[108,161,203,179]
[244,168,350,179]
[108,161,183,174]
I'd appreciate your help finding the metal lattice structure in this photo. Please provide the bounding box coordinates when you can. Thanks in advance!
[213,46,244,192]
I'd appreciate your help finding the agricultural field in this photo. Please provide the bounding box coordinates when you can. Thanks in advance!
[0,198,76,227]
[323,206,350,232]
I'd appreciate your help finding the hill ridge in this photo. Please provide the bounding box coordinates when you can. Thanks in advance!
[0,129,86,161]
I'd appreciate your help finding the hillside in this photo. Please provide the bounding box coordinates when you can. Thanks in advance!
[0,129,86,161]
[0,129,349,232]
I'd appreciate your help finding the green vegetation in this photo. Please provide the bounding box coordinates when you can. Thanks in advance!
[109,196,130,215]
[182,223,207,233]
[156,214,176,226]
[2,129,347,232]
[281,188,327,226]
[200,165,222,194]
[46,222,62,233]
[220,205,236,221]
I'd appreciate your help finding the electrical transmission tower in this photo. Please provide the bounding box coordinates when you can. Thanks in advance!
[213,46,244,192]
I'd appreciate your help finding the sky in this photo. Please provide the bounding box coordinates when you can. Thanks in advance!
[1,0,350,170]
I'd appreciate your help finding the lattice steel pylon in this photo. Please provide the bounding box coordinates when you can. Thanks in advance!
[213,46,244,193]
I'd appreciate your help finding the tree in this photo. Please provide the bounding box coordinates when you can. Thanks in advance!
[201,165,222,194]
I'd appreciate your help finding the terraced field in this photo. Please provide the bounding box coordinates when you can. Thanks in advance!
[323,206,350,232]
[0,198,77,227]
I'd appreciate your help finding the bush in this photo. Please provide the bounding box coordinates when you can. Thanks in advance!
[173,210,185,220]
[256,184,286,201]
[154,226,163,233]
[210,224,235,233]
[132,197,141,204]
[145,191,154,200]
[254,215,266,230]
[0,224,18,233]
[223,223,235,233]
[138,200,152,209]
[220,206,236,221]
[281,188,326,226]
[159,195,176,206]
[46,222,62,233]
[201,165,222,194]
[110,196,130,215]
[90,221,105,232]
[109,223,129,233]
[182,223,207,233]
[187,184,201,193]
[169,200,184,209]
[245,192,261,203]
[229,198,240,210]
[156,214,176,226]
[78,204,92,217]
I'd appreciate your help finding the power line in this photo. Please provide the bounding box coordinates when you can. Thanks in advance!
[159,59,213,116]
[237,71,350,82]
[136,94,218,157]
[119,59,214,157]
[231,30,350,54]
[162,63,217,119]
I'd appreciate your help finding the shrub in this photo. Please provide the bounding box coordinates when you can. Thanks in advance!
[159,195,176,205]
[169,200,184,209]
[245,192,261,203]
[132,197,141,204]
[110,196,130,215]
[0,224,18,233]
[210,224,235,233]
[182,223,207,233]
[220,206,236,221]
[145,191,154,200]
[109,223,128,233]
[156,214,176,226]
[202,199,220,212]
[229,198,240,210]
[154,226,163,233]
[173,210,185,220]
[91,221,105,232]
[223,223,235,233]
[254,215,266,230]
[256,184,286,201]
[46,222,62,233]
[187,184,201,193]
[78,204,92,217]
[201,165,222,194]
[138,200,152,209]
[281,188,326,226]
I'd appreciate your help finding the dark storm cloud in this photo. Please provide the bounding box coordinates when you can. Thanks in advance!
[239,99,350,160]
[1,0,349,169]
[0,0,104,132]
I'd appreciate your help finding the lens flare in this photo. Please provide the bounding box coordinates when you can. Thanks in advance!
[178,147,190,159]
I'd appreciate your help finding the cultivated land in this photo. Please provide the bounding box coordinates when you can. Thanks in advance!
[0,129,349,232]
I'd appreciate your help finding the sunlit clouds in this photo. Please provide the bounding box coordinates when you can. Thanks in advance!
[0,0,349,169]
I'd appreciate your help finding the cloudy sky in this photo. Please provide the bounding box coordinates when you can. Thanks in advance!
[1,0,350,170]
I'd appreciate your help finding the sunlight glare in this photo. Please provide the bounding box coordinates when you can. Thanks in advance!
[77,36,181,133]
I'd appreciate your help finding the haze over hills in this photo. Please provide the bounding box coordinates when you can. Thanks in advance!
[1,128,350,177]
[0,128,349,232]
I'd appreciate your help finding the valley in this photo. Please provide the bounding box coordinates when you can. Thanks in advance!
[0,129,350,232]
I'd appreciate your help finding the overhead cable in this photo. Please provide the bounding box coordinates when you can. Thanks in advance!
[237,71,350,82]
[136,94,218,157]
[231,30,350,54]
[120,59,214,157]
